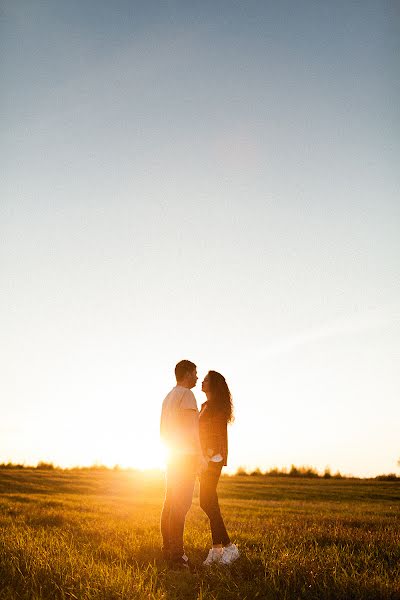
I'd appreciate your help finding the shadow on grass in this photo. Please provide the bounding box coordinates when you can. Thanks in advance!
[6,494,35,503]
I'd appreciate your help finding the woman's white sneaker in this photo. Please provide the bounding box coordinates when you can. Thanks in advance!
[221,543,240,565]
[203,547,223,566]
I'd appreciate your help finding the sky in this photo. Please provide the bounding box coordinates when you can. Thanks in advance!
[1,1,399,477]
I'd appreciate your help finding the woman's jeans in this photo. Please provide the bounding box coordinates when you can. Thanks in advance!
[161,454,197,560]
[199,461,230,546]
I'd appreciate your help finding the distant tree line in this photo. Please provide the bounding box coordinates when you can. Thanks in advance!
[0,461,399,481]
[234,464,400,481]
[0,462,125,472]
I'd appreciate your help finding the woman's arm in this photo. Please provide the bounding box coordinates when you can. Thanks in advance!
[206,413,227,457]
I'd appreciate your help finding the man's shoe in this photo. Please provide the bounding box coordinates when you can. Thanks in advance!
[169,553,190,570]
[220,543,240,565]
[203,547,223,566]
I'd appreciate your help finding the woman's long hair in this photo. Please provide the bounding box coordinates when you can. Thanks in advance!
[207,371,234,423]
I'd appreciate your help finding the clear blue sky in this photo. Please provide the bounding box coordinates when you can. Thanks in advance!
[1,1,399,475]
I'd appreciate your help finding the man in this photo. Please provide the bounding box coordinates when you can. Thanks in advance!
[160,359,207,568]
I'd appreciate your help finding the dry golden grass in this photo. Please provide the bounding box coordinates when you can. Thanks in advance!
[0,469,399,599]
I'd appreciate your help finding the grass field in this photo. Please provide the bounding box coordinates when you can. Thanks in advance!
[0,469,399,600]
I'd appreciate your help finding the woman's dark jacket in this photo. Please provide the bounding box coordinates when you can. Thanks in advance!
[199,401,228,466]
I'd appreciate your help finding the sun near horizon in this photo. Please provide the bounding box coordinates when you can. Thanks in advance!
[3,352,399,480]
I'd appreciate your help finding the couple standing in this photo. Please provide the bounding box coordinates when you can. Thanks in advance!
[160,359,239,569]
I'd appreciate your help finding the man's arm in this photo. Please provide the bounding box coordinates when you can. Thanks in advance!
[181,409,208,471]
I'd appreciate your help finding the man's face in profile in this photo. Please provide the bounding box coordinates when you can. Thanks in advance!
[188,368,198,389]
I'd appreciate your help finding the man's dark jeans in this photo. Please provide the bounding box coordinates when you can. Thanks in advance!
[199,461,230,546]
[161,454,197,560]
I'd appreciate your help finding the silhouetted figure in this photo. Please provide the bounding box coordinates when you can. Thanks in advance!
[199,371,239,565]
[160,360,207,569]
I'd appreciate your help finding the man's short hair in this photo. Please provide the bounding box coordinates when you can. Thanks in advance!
[175,360,196,381]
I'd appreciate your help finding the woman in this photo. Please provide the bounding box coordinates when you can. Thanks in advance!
[199,370,239,566]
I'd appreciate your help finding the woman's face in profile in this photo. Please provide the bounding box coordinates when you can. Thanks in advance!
[201,374,210,394]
